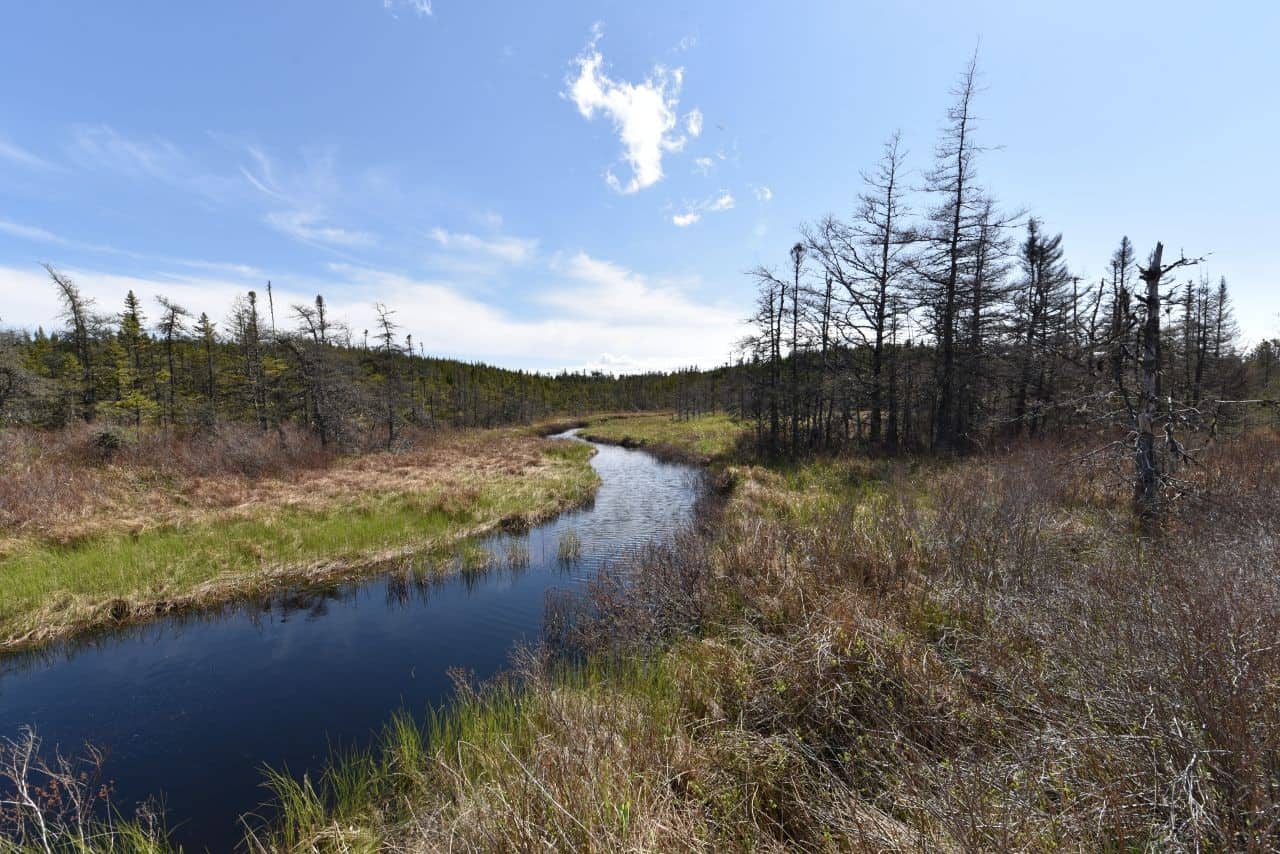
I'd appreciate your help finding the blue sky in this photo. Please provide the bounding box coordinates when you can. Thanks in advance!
[1,1,1276,371]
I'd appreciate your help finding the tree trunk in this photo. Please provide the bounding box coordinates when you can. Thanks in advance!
[1135,242,1165,523]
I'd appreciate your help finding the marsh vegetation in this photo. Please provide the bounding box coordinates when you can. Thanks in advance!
[0,426,597,651]
[2,38,1279,854]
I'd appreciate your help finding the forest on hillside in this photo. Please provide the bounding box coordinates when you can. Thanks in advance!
[0,273,727,446]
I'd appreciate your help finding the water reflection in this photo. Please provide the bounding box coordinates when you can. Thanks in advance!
[0,432,702,851]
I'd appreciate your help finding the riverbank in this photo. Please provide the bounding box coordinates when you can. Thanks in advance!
[250,426,1280,851]
[0,427,599,653]
[579,412,745,464]
[10,420,1279,850]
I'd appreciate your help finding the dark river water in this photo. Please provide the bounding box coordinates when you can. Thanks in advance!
[0,431,702,851]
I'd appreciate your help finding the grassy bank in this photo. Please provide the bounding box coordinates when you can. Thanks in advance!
[237,428,1280,852]
[0,428,598,653]
[10,421,1279,851]
[580,412,745,463]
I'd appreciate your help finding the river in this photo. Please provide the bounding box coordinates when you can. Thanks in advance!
[0,431,703,851]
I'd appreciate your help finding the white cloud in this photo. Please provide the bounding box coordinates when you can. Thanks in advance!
[671,190,735,227]
[239,146,377,251]
[266,210,374,248]
[1,250,743,373]
[755,185,773,202]
[429,227,537,264]
[566,25,694,194]
[686,108,703,138]
[382,0,432,16]
[0,219,64,244]
[66,124,234,201]
[693,156,714,175]
[68,125,189,184]
[709,192,734,211]
[545,252,737,326]
[0,218,266,280]
[0,137,54,170]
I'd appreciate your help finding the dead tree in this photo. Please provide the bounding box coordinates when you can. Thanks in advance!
[1133,242,1201,524]
[44,265,97,421]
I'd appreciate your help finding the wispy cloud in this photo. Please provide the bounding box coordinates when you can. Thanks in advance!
[693,156,714,175]
[686,108,703,138]
[66,124,234,201]
[2,248,742,373]
[754,185,773,202]
[0,217,265,279]
[0,219,65,244]
[429,228,537,264]
[0,217,149,258]
[0,137,55,170]
[382,0,432,17]
[671,190,734,227]
[265,210,374,248]
[68,124,183,179]
[240,145,378,250]
[566,24,695,194]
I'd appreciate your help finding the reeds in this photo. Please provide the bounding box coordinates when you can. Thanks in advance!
[0,428,599,652]
[255,429,1280,852]
[556,529,583,565]
[15,425,1279,852]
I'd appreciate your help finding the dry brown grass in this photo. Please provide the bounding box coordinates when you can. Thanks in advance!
[12,427,1278,852]
[0,423,568,550]
[0,423,599,653]
[275,430,1280,853]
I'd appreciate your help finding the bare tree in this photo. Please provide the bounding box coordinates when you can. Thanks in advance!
[789,242,804,453]
[44,264,97,421]
[1133,242,1201,523]
[913,50,988,450]
[806,132,912,448]
[374,303,402,449]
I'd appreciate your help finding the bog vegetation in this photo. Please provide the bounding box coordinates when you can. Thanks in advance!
[1,53,1279,853]
[0,426,597,651]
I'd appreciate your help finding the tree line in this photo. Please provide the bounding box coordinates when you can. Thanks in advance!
[0,270,710,446]
[728,54,1277,519]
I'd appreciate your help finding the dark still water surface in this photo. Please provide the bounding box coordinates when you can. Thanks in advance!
[0,432,703,851]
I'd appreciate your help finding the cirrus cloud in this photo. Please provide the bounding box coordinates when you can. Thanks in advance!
[429,227,537,264]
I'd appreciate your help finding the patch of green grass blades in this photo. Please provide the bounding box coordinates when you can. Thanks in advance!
[245,659,679,853]
[582,413,745,462]
[0,439,598,650]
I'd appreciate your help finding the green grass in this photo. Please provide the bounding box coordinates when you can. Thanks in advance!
[581,412,746,462]
[252,657,684,852]
[54,434,1280,852]
[0,439,598,651]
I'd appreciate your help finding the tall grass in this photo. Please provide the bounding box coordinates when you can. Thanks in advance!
[0,434,598,651]
[12,425,1278,851]
[581,413,746,463]
[251,430,1280,852]
[0,728,169,853]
